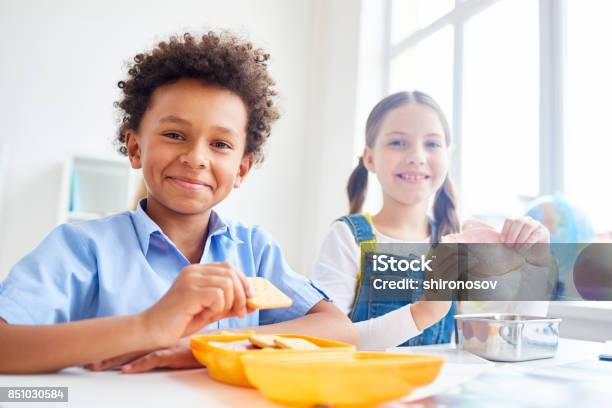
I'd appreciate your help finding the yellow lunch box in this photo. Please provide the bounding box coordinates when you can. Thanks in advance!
[190,333,356,387]
[241,351,445,407]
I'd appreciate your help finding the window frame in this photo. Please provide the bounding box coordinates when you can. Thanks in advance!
[381,0,611,317]
[382,0,566,200]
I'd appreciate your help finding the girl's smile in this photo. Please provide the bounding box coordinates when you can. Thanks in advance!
[396,171,432,184]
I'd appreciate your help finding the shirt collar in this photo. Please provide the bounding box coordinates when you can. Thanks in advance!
[207,210,244,244]
[130,199,243,255]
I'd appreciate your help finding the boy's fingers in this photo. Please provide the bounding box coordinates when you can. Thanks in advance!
[122,347,201,374]
[214,265,246,316]
[192,263,249,317]
[121,350,170,373]
[86,350,149,371]
[199,276,233,313]
[236,271,252,298]
[228,272,247,317]
[195,267,241,313]
[199,287,227,316]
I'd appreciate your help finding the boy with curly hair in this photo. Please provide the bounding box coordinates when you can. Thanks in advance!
[0,32,358,373]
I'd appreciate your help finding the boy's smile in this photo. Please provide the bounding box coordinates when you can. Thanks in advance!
[125,78,251,219]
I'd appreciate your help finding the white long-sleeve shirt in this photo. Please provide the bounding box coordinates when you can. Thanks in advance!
[312,221,550,350]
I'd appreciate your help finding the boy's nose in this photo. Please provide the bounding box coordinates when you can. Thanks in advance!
[179,144,210,169]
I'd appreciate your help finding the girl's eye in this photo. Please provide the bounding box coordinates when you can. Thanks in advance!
[163,132,185,141]
[426,141,441,149]
[388,140,405,147]
[211,141,232,149]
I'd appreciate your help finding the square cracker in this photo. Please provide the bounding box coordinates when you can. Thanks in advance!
[246,277,293,310]
[248,334,279,348]
[273,337,320,350]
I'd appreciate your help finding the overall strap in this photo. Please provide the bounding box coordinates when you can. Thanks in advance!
[339,214,439,303]
[429,219,439,244]
[341,213,439,244]
[337,213,376,298]
[337,213,376,244]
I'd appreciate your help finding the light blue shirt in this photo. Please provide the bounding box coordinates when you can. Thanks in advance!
[0,200,328,330]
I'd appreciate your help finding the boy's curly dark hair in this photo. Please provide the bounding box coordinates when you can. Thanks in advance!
[114,31,280,164]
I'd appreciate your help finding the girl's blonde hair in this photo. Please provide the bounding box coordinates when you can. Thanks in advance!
[346,91,460,241]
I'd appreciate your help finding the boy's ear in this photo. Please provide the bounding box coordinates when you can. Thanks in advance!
[125,130,142,169]
[363,147,375,173]
[234,154,253,188]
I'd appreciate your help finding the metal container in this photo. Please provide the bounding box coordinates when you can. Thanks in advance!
[454,314,561,362]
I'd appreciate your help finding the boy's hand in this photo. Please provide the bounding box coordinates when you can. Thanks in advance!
[84,349,152,371]
[85,339,199,373]
[501,217,552,267]
[120,342,198,373]
[140,262,254,348]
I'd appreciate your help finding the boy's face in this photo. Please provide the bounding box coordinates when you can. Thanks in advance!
[125,78,251,216]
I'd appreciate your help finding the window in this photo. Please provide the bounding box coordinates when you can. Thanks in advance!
[390,0,455,44]
[462,0,539,217]
[383,0,612,316]
[385,0,611,235]
[565,0,612,232]
[388,25,454,128]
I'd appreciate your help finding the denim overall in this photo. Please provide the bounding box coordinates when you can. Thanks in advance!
[340,214,456,345]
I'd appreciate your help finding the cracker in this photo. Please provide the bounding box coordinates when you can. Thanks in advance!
[208,340,253,351]
[248,334,279,349]
[273,337,320,350]
[246,277,293,310]
[218,329,255,336]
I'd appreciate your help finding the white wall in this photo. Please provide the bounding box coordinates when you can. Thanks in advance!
[0,0,332,278]
[297,0,364,276]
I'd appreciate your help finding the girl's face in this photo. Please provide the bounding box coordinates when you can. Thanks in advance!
[125,78,251,217]
[364,103,449,207]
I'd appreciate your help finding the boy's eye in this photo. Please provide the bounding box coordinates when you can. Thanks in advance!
[163,132,185,141]
[211,141,232,149]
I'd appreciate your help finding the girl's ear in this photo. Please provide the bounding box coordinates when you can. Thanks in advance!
[363,146,375,173]
[125,130,142,169]
[234,154,253,188]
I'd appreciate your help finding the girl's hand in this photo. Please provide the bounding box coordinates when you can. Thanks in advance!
[140,262,254,349]
[426,244,478,298]
[501,216,552,267]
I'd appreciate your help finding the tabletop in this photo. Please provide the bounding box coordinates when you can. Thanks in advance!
[0,338,608,407]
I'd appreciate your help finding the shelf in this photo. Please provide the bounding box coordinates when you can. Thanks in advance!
[59,155,139,225]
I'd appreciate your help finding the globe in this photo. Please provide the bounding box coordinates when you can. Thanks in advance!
[525,193,594,243]
[525,193,595,299]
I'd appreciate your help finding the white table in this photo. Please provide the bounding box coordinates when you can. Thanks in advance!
[0,338,607,407]
[388,338,609,406]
